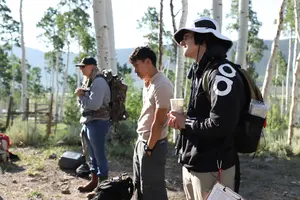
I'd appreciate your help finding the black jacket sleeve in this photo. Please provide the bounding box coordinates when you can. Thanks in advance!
[185,63,244,137]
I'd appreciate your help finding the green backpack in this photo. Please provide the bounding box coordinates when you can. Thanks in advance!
[99,69,129,122]
[86,69,128,123]
[202,62,268,153]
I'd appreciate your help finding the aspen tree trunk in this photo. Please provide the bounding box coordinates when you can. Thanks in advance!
[274,64,279,100]
[287,0,300,145]
[106,0,117,74]
[54,52,60,123]
[77,41,81,88]
[158,0,164,70]
[20,0,28,120]
[170,0,177,58]
[285,31,293,114]
[212,0,223,31]
[93,0,110,71]
[261,0,286,102]
[281,80,284,117]
[60,42,70,122]
[235,0,249,68]
[173,0,188,142]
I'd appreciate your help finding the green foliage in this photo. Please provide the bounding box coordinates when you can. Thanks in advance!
[198,9,211,17]
[0,0,20,46]
[117,62,132,77]
[260,130,293,158]
[283,0,295,35]
[28,67,46,99]
[259,129,300,158]
[163,68,175,85]
[49,123,81,146]
[63,74,80,125]
[266,98,288,133]
[227,0,268,80]
[273,50,287,86]
[6,119,46,147]
[108,120,136,158]
[63,95,80,125]
[137,7,174,58]
[124,74,143,122]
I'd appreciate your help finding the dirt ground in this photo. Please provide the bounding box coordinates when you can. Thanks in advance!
[0,147,300,200]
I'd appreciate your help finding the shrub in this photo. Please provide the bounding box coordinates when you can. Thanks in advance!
[266,98,288,133]
[49,123,81,146]
[107,120,137,158]
[259,129,299,157]
[6,119,46,146]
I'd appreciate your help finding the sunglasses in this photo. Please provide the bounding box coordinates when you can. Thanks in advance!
[79,65,86,68]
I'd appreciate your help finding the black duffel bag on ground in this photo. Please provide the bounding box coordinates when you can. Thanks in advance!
[58,151,85,170]
[91,173,134,200]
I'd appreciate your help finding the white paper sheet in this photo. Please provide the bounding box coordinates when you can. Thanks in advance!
[206,183,246,200]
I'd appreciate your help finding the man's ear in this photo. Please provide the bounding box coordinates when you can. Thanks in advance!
[145,58,151,65]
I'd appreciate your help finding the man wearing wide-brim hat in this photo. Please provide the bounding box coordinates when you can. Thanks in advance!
[167,17,245,200]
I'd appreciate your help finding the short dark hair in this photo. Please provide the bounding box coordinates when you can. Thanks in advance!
[129,46,157,68]
[194,32,231,49]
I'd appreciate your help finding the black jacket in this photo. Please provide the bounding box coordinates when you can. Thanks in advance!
[178,46,246,172]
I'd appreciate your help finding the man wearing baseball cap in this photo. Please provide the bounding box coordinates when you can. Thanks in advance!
[75,57,97,67]
[168,17,245,200]
[75,57,111,195]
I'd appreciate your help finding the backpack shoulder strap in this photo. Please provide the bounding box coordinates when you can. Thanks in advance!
[201,61,220,92]
[237,68,263,101]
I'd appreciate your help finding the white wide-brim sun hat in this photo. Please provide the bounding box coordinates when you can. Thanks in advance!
[173,17,233,50]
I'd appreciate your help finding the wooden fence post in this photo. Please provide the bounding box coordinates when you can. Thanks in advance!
[5,96,13,129]
[34,102,37,131]
[25,98,29,121]
[46,93,54,137]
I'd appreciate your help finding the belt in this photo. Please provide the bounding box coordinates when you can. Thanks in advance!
[141,137,167,145]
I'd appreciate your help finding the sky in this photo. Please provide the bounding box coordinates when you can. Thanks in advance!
[6,0,284,52]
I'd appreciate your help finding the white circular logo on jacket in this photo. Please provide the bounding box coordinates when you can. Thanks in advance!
[213,64,236,96]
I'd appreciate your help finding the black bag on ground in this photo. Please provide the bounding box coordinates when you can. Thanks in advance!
[91,173,134,200]
[58,151,85,170]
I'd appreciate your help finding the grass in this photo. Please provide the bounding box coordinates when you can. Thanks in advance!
[258,128,300,158]
[28,191,43,199]
[4,115,299,161]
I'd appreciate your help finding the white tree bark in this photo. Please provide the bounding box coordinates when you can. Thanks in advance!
[274,64,279,99]
[261,0,286,102]
[77,41,81,88]
[173,0,188,142]
[287,0,300,145]
[20,0,27,118]
[106,0,117,74]
[60,42,70,122]
[234,0,249,68]
[212,0,223,31]
[158,0,164,71]
[54,52,60,123]
[281,79,284,117]
[288,52,300,145]
[93,0,110,71]
[10,36,15,98]
[285,31,293,114]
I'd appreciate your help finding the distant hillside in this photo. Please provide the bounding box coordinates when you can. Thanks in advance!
[12,39,292,87]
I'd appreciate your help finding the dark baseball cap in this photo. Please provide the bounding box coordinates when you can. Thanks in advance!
[75,57,97,67]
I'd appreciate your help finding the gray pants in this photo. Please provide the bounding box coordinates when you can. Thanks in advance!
[133,138,168,200]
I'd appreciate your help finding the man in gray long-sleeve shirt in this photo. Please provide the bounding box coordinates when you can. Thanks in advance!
[76,57,111,194]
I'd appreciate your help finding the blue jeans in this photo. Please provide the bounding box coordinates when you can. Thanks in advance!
[82,120,110,177]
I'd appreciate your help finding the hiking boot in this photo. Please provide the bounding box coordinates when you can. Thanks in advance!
[78,173,98,193]
[86,175,108,199]
[98,175,108,183]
